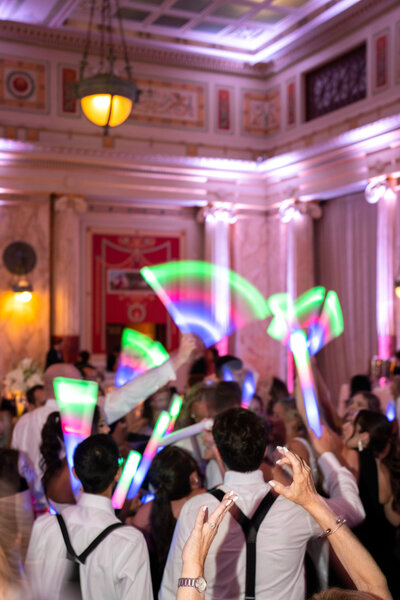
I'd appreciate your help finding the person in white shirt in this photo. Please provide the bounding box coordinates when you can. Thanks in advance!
[160,408,365,600]
[26,433,153,600]
[12,334,199,512]
[11,363,82,512]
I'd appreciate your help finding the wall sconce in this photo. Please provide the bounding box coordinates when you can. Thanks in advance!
[2,241,37,303]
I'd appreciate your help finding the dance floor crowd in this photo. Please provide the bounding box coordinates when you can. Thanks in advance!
[0,334,399,600]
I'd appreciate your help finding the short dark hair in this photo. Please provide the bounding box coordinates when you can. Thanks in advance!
[214,381,242,414]
[215,355,243,379]
[26,385,44,406]
[212,408,268,472]
[73,434,119,494]
[350,374,371,396]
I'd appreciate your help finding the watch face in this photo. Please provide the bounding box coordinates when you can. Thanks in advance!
[194,576,207,593]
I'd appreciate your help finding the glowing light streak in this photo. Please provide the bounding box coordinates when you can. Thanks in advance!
[161,419,214,447]
[165,394,183,435]
[241,370,256,409]
[266,288,344,438]
[289,331,322,437]
[114,328,169,388]
[112,451,141,509]
[386,402,395,422]
[53,377,98,495]
[127,411,171,499]
[141,261,270,347]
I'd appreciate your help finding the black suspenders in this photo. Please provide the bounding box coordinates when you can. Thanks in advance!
[56,513,125,596]
[208,488,276,600]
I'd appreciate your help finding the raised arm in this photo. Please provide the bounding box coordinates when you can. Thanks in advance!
[269,449,392,600]
[176,491,236,600]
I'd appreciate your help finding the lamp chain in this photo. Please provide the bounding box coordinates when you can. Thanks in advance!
[115,0,132,80]
[80,0,96,80]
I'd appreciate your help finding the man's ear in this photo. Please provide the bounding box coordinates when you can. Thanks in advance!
[115,466,122,482]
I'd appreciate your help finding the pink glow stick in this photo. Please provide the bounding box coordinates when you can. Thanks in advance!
[127,411,171,499]
[112,451,141,509]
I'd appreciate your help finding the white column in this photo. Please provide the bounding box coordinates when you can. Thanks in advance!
[202,204,234,354]
[376,185,397,359]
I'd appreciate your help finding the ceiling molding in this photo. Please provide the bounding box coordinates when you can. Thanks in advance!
[0,20,270,78]
[272,0,399,74]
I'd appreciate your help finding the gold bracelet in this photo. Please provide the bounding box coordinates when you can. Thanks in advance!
[319,517,346,538]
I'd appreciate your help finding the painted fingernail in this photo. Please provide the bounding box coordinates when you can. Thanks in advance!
[202,505,207,512]
[226,499,233,507]
[227,490,234,497]
[282,446,289,452]
[233,495,239,502]
[276,445,284,451]
[276,458,282,464]
[268,480,276,487]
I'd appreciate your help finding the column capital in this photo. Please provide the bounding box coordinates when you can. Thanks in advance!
[54,194,87,213]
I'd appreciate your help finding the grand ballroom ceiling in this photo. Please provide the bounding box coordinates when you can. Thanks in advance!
[0,0,385,71]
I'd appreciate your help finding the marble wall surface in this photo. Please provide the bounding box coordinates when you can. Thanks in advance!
[0,198,50,381]
[232,214,288,383]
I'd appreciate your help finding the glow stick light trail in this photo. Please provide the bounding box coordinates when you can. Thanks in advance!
[127,411,171,500]
[53,377,98,495]
[165,394,183,435]
[141,261,270,347]
[112,451,141,509]
[115,328,169,388]
[267,288,344,438]
[290,331,321,437]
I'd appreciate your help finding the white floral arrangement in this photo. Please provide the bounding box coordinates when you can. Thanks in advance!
[3,357,44,398]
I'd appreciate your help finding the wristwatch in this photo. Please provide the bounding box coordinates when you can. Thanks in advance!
[178,576,207,593]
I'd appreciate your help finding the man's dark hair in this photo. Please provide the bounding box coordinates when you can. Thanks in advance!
[26,385,44,406]
[215,355,242,380]
[350,374,371,396]
[212,408,268,472]
[214,381,242,414]
[73,434,119,494]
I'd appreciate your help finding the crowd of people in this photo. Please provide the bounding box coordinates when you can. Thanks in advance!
[0,333,399,600]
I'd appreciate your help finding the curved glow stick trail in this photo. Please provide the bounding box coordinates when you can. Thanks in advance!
[112,451,141,509]
[127,411,171,500]
[267,288,344,438]
[53,377,98,495]
[141,261,270,347]
[115,328,169,388]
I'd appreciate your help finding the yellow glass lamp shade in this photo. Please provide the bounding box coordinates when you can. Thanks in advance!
[15,291,32,303]
[76,74,138,129]
[81,94,133,127]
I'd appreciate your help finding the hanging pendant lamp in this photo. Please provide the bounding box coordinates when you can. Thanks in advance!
[76,0,140,134]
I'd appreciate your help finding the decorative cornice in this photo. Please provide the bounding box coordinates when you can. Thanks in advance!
[272,0,399,74]
[0,20,269,78]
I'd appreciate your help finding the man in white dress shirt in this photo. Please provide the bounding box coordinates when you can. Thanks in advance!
[26,433,153,600]
[160,408,365,600]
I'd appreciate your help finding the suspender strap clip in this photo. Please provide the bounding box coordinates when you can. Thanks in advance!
[208,487,276,600]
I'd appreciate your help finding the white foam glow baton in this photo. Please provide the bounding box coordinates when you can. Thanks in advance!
[161,419,214,447]
[53,377,98,496]
[112,450,141,509]
[127,411,171,500]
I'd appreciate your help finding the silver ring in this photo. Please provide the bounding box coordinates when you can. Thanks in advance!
[208,521,216,530]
